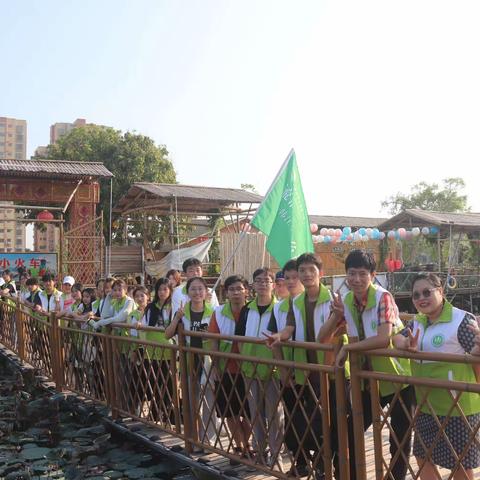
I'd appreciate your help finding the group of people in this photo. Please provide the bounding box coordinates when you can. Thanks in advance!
[1,250,480,480]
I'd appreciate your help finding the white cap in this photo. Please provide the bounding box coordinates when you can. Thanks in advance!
[62,275,75,285]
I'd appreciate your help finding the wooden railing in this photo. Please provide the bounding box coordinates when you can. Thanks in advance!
[1,298,479,480]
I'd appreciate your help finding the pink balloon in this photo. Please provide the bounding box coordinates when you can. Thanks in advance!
[310,223,319,234]
[320,228,328,236]
[398,228,407,239]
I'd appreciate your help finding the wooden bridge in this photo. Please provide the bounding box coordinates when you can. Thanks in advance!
[0,298,479,480]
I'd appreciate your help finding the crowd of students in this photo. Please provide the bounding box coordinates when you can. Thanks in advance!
[1,250,480,480]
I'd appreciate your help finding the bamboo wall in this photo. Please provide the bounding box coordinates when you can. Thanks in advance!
[220,232,382,280]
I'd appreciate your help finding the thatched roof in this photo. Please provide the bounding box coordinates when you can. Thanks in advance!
[0,159,113,179]
[378,209,480,234]
[115,182,262,216]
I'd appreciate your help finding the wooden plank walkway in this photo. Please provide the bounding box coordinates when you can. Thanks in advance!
[109,412,480,480]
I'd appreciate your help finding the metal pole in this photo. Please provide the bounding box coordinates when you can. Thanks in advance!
[108,177,113,275]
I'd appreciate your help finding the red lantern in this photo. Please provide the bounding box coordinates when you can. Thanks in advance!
[384,259,393,272]
[394,259,402,270]
[36,210,54,221]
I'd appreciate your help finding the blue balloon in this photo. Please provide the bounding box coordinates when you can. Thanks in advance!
[359,228,366,236]
[324,235,331,244]
[340,234,347,241]
[342,226,352,235]
[394,231,401,240]
[430,226,439,234]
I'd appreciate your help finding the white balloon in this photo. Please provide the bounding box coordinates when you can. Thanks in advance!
[421,227,430,235]
[412,227,420,237]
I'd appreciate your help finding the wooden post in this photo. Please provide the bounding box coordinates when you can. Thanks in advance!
[320,371,333,480]
[15,298,25,361]
[103,327,119,418]
[170,348,182,434]
[50,312,64,390]
[369,378,384,480]
[177,324,193,453]
[349,349,367,480]
[334,364,350,480]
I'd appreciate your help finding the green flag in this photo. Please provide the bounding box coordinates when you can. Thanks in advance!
[251,149,314,267]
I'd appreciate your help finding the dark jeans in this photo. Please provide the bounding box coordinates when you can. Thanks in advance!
[362,385,416,480]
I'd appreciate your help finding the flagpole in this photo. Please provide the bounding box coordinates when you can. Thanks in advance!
[212,148,295,292]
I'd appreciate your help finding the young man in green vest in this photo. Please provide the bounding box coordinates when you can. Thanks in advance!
[235,267,283,469]
[267,259,309,476]
[321,249,414,480]
[209,274,251,462]
[269,253,353,479]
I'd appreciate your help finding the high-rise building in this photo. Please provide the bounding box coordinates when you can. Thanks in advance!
[0,116,27,159]
[0,116,27,252]
[50,118,86,144]
[0,206,26,253]
[34,223,60,252]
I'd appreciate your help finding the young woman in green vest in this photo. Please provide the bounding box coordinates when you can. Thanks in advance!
[394,273,480,480]
[136,279,175,424]
[234,267,283,469]
[209,274,251,462]
[71,287,97,392]
[18,272,30,302]
[124,286,150,416]
[166,276,217,448]
[89,279,135,411]
[325,249,414,480]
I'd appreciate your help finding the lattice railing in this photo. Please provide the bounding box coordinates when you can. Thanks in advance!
[1,300,480,480]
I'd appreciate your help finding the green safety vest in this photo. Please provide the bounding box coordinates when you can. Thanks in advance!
[182,301,214,346]
[240,298,277,380]
[411,301,480,416]
[272,297,294,364]
[140,302,173,361]
[111,296,133,354]
[291,285,350,384]
[214,302,238,373]
[344,284,411,396]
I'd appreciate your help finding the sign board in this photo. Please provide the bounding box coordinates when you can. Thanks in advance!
[0,252,58,279]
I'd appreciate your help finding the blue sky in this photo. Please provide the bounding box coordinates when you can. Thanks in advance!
[2,1,480,217]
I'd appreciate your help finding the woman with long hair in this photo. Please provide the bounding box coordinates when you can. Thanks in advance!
[137,279,175,425]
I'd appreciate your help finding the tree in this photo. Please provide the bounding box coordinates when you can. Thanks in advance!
[42,125,177,244]
[381,178,469,215]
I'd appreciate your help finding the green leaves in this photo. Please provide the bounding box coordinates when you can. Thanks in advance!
[382,177,469,215]
[43,125,177,245]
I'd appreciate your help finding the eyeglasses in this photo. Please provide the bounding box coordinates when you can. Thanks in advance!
[412,288,438,301]
[254,279,273,285]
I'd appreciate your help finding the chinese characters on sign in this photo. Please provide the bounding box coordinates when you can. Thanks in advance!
[0,253,57,278]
